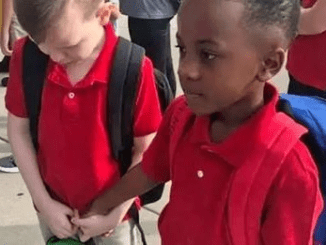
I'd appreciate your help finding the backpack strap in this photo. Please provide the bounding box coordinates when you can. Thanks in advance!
[227,113,307,245]
[108,37,145,175]
[22,38,49,151]
[108,37,148,245]
[279,94,326,196]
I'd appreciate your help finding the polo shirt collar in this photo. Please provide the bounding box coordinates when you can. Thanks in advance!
[190,83,279,168]
[47,24,117,88]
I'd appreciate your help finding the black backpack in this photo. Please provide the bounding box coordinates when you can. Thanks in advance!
[169,0,181,12]
[22,37,174,245]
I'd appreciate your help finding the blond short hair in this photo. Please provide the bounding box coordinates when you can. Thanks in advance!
[14,0,102,43]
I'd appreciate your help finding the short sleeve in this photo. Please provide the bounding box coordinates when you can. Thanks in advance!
[133,57,162,137]
[140,97,186,183]
[5,38,28,118]
[261,140,323,245]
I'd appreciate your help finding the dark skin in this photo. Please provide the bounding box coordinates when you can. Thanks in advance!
[82,0,287,216]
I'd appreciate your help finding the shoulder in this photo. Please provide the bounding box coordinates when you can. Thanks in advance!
[283,140,319,176]
[166,96,190,118]
[140,56,154,74]
[275,139,320,190]
[10,37,29,69]
[164,96,194,133]
[12,37,29,56]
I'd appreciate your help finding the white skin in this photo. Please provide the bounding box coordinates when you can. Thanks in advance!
[299,0,326,35]
[1,0,14,56]
[8,0,153,241]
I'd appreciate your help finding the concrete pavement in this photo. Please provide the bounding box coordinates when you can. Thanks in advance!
[0,14,289,245]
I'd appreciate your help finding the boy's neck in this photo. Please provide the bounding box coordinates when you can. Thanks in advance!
[210,85,265,143]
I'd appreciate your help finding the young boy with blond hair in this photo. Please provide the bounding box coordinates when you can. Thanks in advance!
[6,0,161,244]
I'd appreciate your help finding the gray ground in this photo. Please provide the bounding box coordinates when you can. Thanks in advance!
[0,15,289,245]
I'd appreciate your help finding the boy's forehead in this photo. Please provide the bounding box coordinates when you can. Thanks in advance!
[43,17,82,47]
[178,0,246,36]
[179,0,245,22]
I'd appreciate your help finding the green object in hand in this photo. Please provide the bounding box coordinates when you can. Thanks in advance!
[47,236,85,245]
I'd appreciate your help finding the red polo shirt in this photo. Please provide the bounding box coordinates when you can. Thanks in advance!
[6,24,162,213]
[287,0,326,90]
[141,83,322,244]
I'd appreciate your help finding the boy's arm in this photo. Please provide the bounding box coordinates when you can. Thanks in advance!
[7,113,78,238]
[74,168,157,242]
[86,133,159,216]
[1,0,14,55]
[72,134,159,241]
[7,113,52,210]
[100,133,157,220]
[260,142,323,244]
[85,164,158,214]
[85,57,163,216]
[299,1,326,35]
[73,133,157,239]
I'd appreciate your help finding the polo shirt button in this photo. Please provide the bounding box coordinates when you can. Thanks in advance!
[68,92,75,99]
[197,170,204,178]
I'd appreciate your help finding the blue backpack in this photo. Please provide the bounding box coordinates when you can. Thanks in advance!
[279,94,326,243]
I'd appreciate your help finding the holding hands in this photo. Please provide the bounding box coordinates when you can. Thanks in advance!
[36,199,79,239]
[71,206,125,242]
[38,197,124,242]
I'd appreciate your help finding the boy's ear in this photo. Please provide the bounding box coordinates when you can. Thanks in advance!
[97,2,120,26]
[257,48,285,82]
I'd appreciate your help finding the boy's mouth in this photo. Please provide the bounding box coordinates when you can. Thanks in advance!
[184,89,203,98]
[186,93,202,99]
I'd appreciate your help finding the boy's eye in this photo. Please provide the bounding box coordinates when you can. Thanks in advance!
[201,50,217,61]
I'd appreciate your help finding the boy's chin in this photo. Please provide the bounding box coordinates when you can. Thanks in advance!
[187,103,224,117]
[187,105,213,117]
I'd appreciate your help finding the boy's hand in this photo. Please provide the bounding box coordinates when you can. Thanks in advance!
[71,207,124,242]
[37,199,78,239]
[0,29,12,56]
[83,196,112,217]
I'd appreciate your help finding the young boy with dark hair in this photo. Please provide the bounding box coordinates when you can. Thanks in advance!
[6,0,161,244]
[73,0,324,244]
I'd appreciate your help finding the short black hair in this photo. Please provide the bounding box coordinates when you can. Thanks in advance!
[241,0,301,41]
[179,0,301,42]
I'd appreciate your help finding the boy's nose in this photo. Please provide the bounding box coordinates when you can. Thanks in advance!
[178,59,201,81]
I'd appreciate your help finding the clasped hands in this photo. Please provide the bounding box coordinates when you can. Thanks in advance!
[71,201,119,242]
[39,198,119,243]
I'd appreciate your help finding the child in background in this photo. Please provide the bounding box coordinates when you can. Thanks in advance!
[288,1,326,244]
[287,0,326,98]
[0,0,27,173]
[6,0,161,244]
[73,0,323,244]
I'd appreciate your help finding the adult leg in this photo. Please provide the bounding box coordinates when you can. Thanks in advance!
[128,17,176,95]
